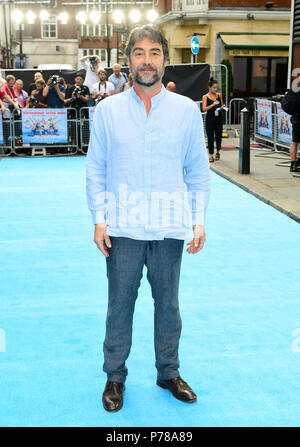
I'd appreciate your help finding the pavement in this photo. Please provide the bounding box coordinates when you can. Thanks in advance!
[212,137,300,224]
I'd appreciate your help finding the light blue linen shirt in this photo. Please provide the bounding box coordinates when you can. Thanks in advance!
[107,72,128,92]
[86,83,211,241]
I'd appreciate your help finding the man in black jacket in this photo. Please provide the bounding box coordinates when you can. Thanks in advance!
[290,113,300,172]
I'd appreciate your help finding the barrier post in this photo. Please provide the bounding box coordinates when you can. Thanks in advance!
[239,107,250,174]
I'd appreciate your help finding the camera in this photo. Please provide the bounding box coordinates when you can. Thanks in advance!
[30,95,39,105]
[89,56,98,72]
[73,86,84,98]
[272,94,284,103]
[51,75,60,85]
[95,93,107,105]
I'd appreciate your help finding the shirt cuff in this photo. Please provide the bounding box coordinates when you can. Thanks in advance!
[192,213,206,226]
[91,210,107,225]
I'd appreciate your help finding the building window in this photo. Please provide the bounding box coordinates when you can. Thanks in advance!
[83,48,106,62]
[82,0,104,12]
[233,57,247,94]
[81,23,101,37]
[233,56,288,96]
[81,23,112,37]
[251,58,268,94]
[81,23,113,37]
[41,15,57,39]
[100,24,106,37]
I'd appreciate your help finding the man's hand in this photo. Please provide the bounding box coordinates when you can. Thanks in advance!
[94,223,112,257]
[186,225,206,254]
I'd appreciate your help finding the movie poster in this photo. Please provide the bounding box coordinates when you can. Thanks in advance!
[0,114,3,145]
[276,103,292,144]
[22,109,68,144]
[257,100,273,138]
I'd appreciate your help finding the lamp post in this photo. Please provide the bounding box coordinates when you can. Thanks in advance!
[11,9,39,68]
[113,10,124,65]
[96,0,110,68]
[13,9,24,68]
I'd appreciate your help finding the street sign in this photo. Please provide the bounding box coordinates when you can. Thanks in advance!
[191,36,200,55]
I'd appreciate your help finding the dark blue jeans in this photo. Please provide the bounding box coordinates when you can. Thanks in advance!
[103,236,185,384]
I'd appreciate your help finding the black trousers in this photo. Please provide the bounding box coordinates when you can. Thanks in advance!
[206,117,223,155]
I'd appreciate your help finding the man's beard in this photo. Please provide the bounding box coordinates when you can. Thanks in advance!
[131,63,165,87]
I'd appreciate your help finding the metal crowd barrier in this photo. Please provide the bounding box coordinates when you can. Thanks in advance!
[0,108,79,157]
[0,117,13,156]
[229,98,246,126]
[253,99,291,154]
[0,101,220,157]
[194,101,207,128]
[79,107,92,155]
[81,103,208,154]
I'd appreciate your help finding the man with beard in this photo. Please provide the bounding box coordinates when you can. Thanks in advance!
[86,25,211,412]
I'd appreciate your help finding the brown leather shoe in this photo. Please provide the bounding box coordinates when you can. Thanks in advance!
[102,380,125,412]
[157,375,197,402]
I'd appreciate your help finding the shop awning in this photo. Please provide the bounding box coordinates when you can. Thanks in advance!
[220,33,290,50]
[171,25,210,49]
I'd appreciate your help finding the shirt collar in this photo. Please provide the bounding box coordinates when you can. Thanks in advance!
[130,82,166,105]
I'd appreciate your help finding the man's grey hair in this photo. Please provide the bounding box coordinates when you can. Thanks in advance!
[125,25,169,63]
[6,74,15,83]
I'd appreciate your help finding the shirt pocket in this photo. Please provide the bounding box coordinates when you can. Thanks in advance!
[158,129,185,160]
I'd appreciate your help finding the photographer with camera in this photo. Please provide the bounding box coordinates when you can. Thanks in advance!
[64,73,90,111]
[91,69,114,105]
[43,74,66,108]
[25,78,48,109]
[79,55,100,94]
[28,72,43,96]
[0,74,19,119]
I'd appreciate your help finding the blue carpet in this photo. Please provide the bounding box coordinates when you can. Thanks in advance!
[0,156,299,427]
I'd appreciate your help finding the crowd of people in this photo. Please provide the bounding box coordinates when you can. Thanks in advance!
[0,60,135,119]
[0,57,179,121]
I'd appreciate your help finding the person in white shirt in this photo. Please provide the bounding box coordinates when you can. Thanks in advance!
[79,55,100,92]
[91,69,115,104]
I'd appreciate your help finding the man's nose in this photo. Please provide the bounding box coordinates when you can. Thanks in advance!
[143,54,152,65]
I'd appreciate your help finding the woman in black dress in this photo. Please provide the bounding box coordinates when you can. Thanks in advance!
[202,77,226,163]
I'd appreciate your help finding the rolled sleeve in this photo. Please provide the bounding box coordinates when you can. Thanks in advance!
[86,103,108,225]
[183,103,211,226]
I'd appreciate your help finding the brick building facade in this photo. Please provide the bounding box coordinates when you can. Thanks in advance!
[209,0,290,7]
[157,0,291,97]
[1,0,157,70]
